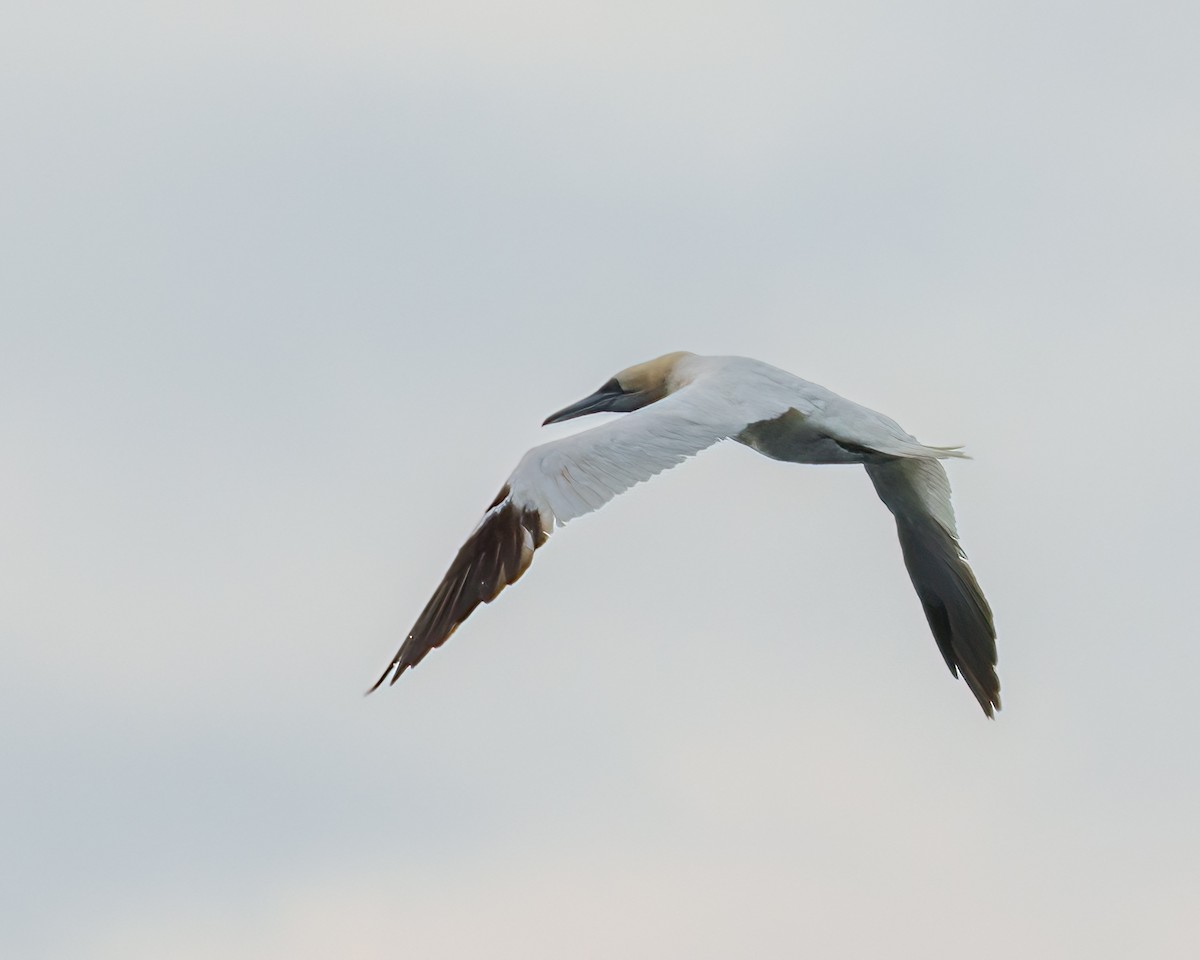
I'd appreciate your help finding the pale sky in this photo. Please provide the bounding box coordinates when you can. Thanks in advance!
[3,2,1199,957]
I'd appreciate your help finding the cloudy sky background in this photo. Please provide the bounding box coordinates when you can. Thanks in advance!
[4,1,1198,956]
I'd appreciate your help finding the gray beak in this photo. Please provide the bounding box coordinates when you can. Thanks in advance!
[543,378,638,425]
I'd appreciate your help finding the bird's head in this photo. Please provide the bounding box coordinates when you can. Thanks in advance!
[542,352,695,425]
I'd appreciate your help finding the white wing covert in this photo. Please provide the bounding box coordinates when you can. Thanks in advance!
[512,385,754,527]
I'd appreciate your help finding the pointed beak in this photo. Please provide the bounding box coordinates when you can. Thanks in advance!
[543,379,632,425]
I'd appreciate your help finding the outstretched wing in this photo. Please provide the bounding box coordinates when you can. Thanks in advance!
[369,385,754,691]
[864,458,1000,716]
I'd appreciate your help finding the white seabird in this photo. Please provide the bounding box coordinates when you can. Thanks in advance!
[371,352,999,715]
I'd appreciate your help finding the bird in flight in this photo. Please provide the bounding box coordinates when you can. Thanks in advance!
[371,352,999,715]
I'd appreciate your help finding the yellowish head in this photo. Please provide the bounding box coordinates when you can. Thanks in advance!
[543,351,695,425]
[612,351,694,399]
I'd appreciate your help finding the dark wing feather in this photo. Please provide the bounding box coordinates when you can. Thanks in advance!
[368,486,547,692]
[864,459,1000,716]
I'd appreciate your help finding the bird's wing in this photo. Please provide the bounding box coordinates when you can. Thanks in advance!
[369,384,760,690]
[864,458,999,715]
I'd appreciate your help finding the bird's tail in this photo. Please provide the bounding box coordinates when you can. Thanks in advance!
[925,443,970,460]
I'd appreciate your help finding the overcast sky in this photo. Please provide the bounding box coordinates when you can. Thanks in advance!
[3,2,1199,957]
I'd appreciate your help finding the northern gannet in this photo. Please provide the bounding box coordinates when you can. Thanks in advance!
[371,352,999,715]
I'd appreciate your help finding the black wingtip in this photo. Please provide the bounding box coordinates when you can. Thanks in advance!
[365,663,397,696]
[369,495,546,696]
[958,659,1001,718]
